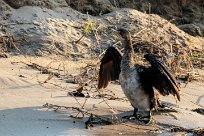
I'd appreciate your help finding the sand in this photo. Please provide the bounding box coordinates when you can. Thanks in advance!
[0,56,204,136]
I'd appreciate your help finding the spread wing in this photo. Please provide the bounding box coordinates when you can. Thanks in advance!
[98,46,122,89]
[140,54,181,101]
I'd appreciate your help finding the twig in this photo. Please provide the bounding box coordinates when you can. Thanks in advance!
[12,61,61,78]
[0,22,33,26]
[43,103,117,126]
[75,35,85,44]
[132,28,148,38]
[96,87,116,114]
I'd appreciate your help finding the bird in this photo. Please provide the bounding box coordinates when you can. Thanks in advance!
[98,28,181,124]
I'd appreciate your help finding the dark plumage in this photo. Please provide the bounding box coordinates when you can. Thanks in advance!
[98,28,181,124]
[98,46,122,89]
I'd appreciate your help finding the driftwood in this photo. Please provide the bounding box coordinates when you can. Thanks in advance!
[43,103,117,129]
[12,61,61,78]
[43,103,204,135]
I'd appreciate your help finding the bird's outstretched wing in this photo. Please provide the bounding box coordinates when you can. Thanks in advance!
[140,54,181,101]
[98,46,122,89]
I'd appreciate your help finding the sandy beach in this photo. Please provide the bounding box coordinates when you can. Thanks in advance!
[0,56,203,136]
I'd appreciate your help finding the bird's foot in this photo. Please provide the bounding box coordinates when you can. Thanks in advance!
[122,108,151,124]
[135,110,152,124]
[122,115,136,120]
[135,114,151,124]
[122,113,151,124]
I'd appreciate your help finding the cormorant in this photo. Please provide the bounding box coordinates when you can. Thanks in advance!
[98,28,181,124]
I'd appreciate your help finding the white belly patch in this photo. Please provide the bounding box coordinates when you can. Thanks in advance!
[119,70,150,111]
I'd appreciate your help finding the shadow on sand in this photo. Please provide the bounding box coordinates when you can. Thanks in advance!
[0,106,89,136]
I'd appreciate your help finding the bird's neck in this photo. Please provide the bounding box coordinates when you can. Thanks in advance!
[121,39,135,75]
[124,37,132,50]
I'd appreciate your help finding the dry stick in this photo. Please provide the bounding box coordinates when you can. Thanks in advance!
[148,3,151,14]
[96,87,116,114]
[67,23,83,29]
[1,35,7,51]
[43,103,115,124]
[12,61,73,90]
[1,22,33,26]
[43,103,87,117]
[13,61,69,84]
[92,26,100,45]
[45,60,65,71]
[44,76,84,109]
[156,122,204,135]
[81,84,95,109]
[74,66,100,110]
[132,28,148,38]
[30,62,85,109]
[81,98,88,109]
[43,104,163,133]
[2,31,35,63]
[81,65,115,106]
[22,62,61,77]
[44,82,69,90]
[75,34,85,44]
[7,33,21,53]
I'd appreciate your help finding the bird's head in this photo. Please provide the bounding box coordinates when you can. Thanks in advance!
[117,28,131,40]
[113,28,132,48]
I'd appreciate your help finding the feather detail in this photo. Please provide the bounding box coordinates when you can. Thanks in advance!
[98,46,122,89]
[143,54,180,101]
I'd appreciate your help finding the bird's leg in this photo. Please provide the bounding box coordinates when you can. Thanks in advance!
[133,108,138,116]
[123,108,152,124]
[135,110,152,124]
[122,108,138,120]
